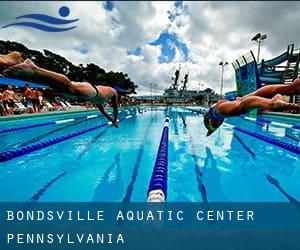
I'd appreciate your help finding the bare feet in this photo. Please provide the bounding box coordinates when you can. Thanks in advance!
[112,119,119,128]
[0,52,23,67]
[3,59,37,76]
[270,94,300,113]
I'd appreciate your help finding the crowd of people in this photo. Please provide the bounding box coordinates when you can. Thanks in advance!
[0,84,44,116]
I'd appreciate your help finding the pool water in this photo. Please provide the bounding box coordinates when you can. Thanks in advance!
[0,106,299,202]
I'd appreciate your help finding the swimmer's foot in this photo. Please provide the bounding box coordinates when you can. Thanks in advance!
[3,59,37,77]
[270,95,300,113]
[0,52,24,72]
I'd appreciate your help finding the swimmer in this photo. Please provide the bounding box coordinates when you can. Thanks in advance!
[4,59,133,127]
[204,78,300,136]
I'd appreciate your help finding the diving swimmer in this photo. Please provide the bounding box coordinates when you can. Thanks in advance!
[204,78,300,136]
[3,57,133,127]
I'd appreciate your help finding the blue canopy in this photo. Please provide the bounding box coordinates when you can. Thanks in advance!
[0,77,48,89]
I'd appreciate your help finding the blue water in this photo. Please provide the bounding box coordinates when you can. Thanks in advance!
[0,106,299,202]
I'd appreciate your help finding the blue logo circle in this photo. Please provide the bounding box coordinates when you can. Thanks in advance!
[59,6,70,17]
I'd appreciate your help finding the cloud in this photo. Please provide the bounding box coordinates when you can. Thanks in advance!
[0,1,299,95]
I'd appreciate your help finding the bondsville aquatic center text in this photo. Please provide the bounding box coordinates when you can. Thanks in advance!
[5,209,255,222]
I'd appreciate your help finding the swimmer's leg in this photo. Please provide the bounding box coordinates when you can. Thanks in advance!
[218,94,300,115]
[4,59,76,93]
[242,78,300,99]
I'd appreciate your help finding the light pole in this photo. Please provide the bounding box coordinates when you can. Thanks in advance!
[219,61,228,99]
[154,84,157,101]
[150,83,153,99]
[251,33,267,63]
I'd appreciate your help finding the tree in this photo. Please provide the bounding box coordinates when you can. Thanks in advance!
[0,40,136,92]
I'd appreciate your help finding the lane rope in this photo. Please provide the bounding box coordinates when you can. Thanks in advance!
[147,116,170,202]
[0,112,136,163]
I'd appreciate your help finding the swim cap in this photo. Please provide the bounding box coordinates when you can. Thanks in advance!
[203,110,224,136]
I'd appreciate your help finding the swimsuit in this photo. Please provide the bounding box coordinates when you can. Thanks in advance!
[208,107,225,122]
[113,85,130,94]
[85,84,129,101]
[84,83,100,101]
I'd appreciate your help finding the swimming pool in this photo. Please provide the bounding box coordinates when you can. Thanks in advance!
[0,106,299,202]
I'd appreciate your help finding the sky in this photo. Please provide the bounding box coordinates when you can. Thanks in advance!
[0,1,300,95]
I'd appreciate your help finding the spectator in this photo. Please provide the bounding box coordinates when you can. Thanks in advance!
[37,89,44,112]
[0,89,7,116]
[31,88,39,112]
[22,84,34,113]
[3,85,16,115]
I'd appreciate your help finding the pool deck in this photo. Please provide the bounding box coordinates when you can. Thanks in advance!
[262,111,300,121]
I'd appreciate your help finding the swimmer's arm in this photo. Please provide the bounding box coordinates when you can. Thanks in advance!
[111,92,119,123]
[96,104,118,128]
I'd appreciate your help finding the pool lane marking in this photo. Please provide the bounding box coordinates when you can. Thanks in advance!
[77,128,109,160]
[238,116,300,144]
[178,112,208,203]
[243,116,300,130]
[91,153,121,202]
[0,113,100,134]
[233,133,256,158]
[27,172,67,202]
[223,121,300,154]
[122,117,154,203]
[233,126,300,155]
[266,175,300,206]
[241,116,264,127]
[55,118,75,124]
[87,114,98,119]
[2,109,132,153]
[0,107,141,135]
[2,116,103,152]
[285,133,300,142]
[0,112,137,163]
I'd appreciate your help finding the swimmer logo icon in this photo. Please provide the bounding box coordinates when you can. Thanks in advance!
[2,6,79,32]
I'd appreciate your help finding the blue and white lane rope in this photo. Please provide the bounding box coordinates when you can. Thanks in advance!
[0,113,136,163]
[0,107,141,135]
[147,116,170,202]
[242,116,300,130]
[0,113,101,134]
[232,126,300,155]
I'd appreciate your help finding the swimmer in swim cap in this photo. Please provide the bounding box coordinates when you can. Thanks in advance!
[204,78,300,136]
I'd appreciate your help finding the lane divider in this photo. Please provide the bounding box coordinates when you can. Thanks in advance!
[0,113,136,163]
[243,116,300,129]
[0,107,141,135]
[178,112,208,203]
[234,126,300,155]
[0,114,100,134]
[55,118,75,124]
[147,116,170,202]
